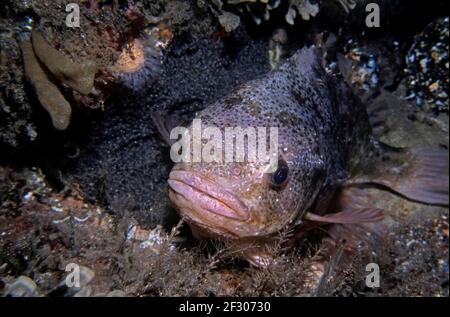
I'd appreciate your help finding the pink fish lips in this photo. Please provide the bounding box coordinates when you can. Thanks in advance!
[168,170,249,222]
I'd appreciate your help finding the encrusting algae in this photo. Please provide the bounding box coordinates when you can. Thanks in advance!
[31,30,97,96]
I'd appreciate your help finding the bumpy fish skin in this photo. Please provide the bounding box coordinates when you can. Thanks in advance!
[169,47,374,238]
[167,46,448,247]
[201,47,374,206]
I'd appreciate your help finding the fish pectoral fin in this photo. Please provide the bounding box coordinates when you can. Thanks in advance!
[304,208,384,224]
[151,112,175,146]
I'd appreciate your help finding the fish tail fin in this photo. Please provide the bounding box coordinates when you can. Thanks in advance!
[353,142,449,206]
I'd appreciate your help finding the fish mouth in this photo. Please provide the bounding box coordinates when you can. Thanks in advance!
[168,170,249,222]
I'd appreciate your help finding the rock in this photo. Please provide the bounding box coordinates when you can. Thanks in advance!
[0,19,36,149]
[74,286,93,297]
[218,11,240,33]
[50,265,96,297]
[4,276,39,297]
[106,290,126,297]
[75,266,96,288]
[405,18,449,113]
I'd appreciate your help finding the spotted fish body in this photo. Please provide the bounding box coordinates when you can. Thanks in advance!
[167,47,449,262]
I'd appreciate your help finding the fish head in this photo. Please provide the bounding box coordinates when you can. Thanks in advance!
[167,47,327,240]
[167,122,326,240]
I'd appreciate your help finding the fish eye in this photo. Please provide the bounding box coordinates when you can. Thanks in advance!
[269,159,289,189]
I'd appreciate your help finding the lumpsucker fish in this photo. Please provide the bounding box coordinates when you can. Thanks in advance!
[153,47,449,267]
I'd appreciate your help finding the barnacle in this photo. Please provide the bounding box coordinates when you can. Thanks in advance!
[210,0,358,26]
[218,11,241,32]
[285,0,319,25]
[238,0,282,25]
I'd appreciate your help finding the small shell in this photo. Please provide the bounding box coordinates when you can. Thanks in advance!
[5,276,39,297]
